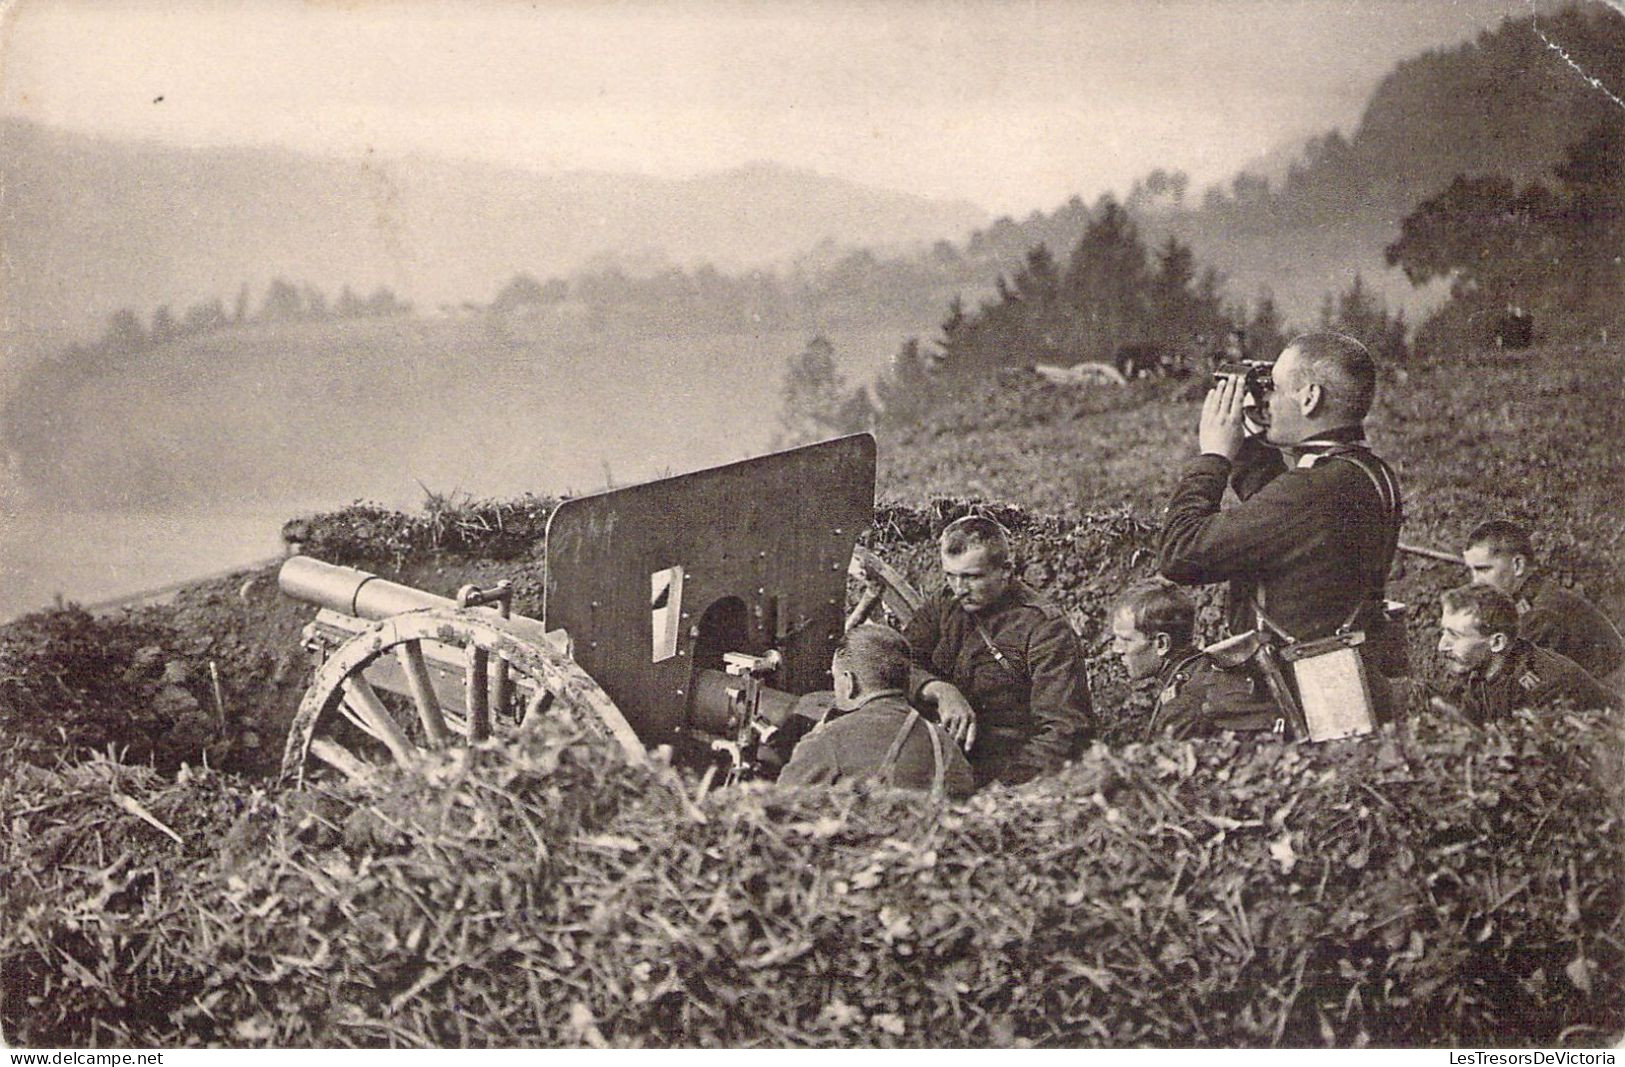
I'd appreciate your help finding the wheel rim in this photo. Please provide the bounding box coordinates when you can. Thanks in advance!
[847,544,924,629]
[281,607,644,785]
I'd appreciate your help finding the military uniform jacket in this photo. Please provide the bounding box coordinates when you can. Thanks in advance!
[1460,638,1620,725]
[1144,647,1221,739]
[1515,572,1625,681]
[779,692,976,799]
[904,581,1093,785]
[1160,431,1397,643]
[1144,646,1279,739]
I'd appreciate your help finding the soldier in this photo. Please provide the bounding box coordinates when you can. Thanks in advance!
[1462,519,1624,683]
[1159,331,1405,727]
[904,515,1094,788]
[1111,580,1277,738]
[779,624,975,798]
[1434,584,1618,724]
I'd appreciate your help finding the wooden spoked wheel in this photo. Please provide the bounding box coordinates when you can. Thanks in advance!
[280,607,644,785]
[846,545,925,630]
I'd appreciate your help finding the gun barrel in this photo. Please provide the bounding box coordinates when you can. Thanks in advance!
[280,555,569,652]
[281,555,807,750]
[279,555,467,620]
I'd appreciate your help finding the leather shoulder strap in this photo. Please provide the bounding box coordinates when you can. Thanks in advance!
[879,710,922,786]
[924,720,948,799]
[1325,445,1404,603]
[878,710,950,798]
[968,610,1024,682]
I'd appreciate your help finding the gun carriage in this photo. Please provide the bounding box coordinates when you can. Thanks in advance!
[278,435,921,784]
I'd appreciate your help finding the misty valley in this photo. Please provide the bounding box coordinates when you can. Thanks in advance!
[0,315,918,620]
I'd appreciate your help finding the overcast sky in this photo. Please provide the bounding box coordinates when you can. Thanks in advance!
[0,0,1577,215]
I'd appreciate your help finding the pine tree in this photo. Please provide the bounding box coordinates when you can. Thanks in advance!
[182,298,225,335]
[874,337,941,427]
[492,273,546,312]
[150,305,177,345]
[260,278,304,322]
[773,336,870,448]
[103,308,147,354]
[1247,290,1288,361]
[1059,198,1151,361]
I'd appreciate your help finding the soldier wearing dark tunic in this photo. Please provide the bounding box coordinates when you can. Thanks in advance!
[780,624,975,798]
[1159,331,1405,725]
[1111,580,1275,739]
[1435,584,1618,724]
[1463,519,1624,683]
[904,515,1094,788]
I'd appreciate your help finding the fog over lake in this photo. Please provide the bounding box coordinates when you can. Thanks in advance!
[0,320,906,620]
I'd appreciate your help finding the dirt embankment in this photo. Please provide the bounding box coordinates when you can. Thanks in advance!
[0,495,561,775]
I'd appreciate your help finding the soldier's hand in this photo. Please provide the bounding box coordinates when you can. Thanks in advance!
[928,683,978,750]
[1199,374,1248,460]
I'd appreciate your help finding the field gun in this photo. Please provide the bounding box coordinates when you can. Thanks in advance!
[277,435,919,785]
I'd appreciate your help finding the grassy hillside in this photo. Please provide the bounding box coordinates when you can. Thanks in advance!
[881,340,1624,599]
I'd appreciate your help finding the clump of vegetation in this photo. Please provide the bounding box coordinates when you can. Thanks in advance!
[3,711,1620,1047]
[282,491,560,568]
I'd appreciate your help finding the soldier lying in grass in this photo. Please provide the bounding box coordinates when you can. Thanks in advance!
[1462,519,1624,685]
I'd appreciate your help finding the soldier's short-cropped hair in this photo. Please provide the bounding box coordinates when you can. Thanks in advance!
[940,515,1012,568]
[1284,330,1377,421]
[835,623,913,692]
[1113,579,1196,648]
[1466,519,1535,561]
[1441,584,1519,639]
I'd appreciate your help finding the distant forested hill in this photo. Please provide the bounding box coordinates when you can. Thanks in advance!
[962,3,1624,325]
[0,119,986,365]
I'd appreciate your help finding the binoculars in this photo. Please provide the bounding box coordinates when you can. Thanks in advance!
[1213,360,1274,405]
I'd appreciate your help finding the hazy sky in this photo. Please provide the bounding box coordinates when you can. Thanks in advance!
[0,0,1578,215]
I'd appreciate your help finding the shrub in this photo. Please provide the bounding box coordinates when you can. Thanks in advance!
[281,492,560,568]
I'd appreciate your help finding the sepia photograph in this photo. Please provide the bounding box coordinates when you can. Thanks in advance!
[1,0,1621,1050]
